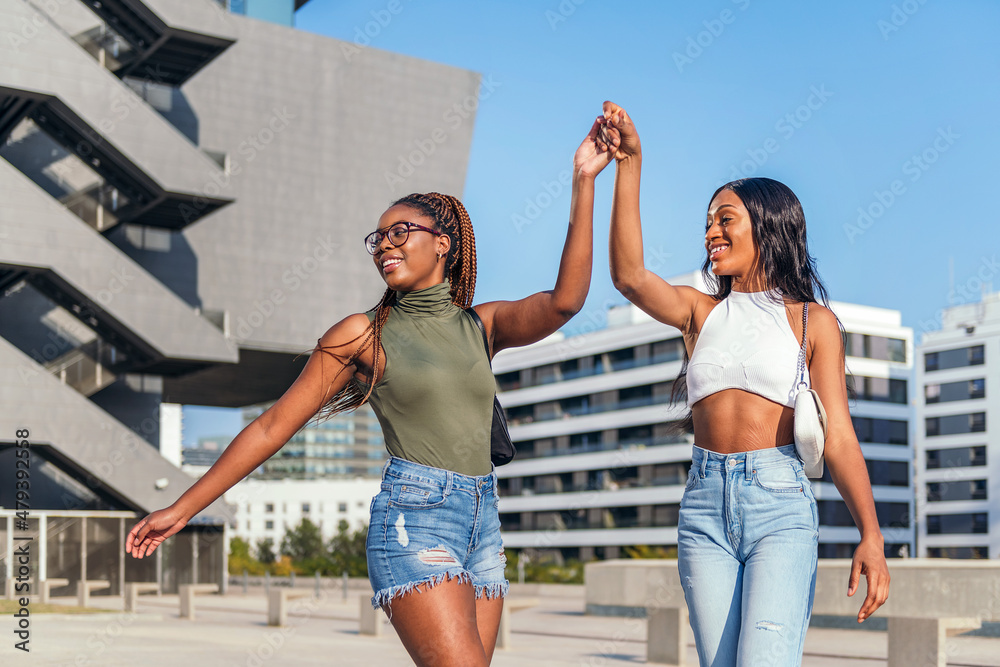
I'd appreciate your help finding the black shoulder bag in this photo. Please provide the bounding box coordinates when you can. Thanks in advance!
[465,308,516,466]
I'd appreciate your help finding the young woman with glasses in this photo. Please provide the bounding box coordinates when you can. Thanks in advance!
[125,115,619,666]
[601,101,890,665]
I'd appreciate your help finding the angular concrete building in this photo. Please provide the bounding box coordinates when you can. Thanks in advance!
[0,0,479,596]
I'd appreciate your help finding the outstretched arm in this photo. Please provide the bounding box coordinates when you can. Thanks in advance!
[125,313,371,558]
[474,116,616,354]
[606,100,703,333]
[809,305,890,622]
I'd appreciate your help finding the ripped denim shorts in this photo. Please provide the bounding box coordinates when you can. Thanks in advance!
[367,456,509,610]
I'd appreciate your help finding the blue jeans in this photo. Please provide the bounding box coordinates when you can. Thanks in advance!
[678,444,819,666]
[367,457,509,610]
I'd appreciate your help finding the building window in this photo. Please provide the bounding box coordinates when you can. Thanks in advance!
[925,379,985,404]
[265,503,274,513]
[652,338,684,364]
[866,460,909,487]
[926,412,986,436]
[926,546,988,559]
[926,513,988,534]
[302,503,310,513]
[496,371,520,392]
[844,333,907,363]
[847,376,907,404]
[852,416,908,445]
[817,500,909,528]
[338,503,347,512]
[925,345,985,372]
[265,520,274,530]
[926,446,986,469]
[927,480,987,502]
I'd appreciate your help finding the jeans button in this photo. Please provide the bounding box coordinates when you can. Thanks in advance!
[727,459,736,467]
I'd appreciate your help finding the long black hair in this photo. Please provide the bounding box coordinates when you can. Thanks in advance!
[669,177,850,428]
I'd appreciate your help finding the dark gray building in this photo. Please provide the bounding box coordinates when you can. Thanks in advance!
[0,0,478,596]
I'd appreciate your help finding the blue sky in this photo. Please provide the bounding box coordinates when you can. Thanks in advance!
[184,0,1000,444]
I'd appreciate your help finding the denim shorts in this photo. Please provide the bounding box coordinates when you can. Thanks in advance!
[678,443,819,666]
[366,456,509,610]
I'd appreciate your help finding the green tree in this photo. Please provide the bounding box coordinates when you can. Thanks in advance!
[328,520,368,577]
[280,518,325,562]
[256,538,277,565]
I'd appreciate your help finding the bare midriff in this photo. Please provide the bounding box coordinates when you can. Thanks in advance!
[691,388,795,454]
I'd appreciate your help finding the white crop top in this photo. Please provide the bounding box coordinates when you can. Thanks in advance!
[686,289,806,409]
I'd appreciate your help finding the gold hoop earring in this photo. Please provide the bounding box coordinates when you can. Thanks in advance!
[436,253,443,261]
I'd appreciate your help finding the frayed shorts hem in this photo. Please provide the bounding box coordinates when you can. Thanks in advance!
[370,572,509,610]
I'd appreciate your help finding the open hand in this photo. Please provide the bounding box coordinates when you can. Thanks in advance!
[602,100,641,162]
[848,538,890,622]
[574,115,619,179]
[125,506,189,559]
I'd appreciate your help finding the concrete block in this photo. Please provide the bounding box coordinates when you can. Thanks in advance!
[124,582,160,612]
[359,595,384,636]
[647,606,688,666]
[76,580,110,607]
[179,583,220,620]
[887,617,982,667]
[267,588,311,626]
[40,578,69,604]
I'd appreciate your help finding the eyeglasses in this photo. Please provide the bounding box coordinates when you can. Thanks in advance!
[364,222,443,255]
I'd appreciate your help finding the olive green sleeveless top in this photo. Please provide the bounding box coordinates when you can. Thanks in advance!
[354,281,496,477]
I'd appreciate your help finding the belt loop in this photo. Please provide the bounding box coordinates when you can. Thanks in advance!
[699,450,708,477]
[744,452,753,481]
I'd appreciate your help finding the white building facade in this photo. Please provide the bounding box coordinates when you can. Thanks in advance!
[225,477,382,547]
[916,291,1000,558]
[493,273,915,563]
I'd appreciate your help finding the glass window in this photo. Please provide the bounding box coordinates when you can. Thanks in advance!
[927,546,988,558]
[926,413,987,436]
[927,480,987,502]
[852,417,908,445]
[265,520,274,530]
[301,503,310,513]
[925,345,985,371]
[925,379,986,403]
[496,371,520,392]
[926,513,988,534]
[926,446,987,469]
[868,460,909,487]
[265,503,274,513]
[338,503,347,512]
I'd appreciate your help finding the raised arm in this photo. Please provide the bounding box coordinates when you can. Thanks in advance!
[473,116,616,354]
[125,313,371,558]
[808,304,890,622]
[605,100,702,333]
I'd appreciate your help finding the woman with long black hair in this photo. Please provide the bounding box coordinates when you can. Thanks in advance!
[124,115,618,666]
[603,100,889,666]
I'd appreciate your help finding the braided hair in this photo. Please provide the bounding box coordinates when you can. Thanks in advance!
[312,192,478,421]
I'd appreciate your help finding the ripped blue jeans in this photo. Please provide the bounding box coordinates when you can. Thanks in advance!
[367,456,509,610]
[678,444,819,666]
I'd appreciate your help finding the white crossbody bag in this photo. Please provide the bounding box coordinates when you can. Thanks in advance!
[793,302,828,479]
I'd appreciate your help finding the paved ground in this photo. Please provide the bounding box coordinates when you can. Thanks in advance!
[2,587,998,666]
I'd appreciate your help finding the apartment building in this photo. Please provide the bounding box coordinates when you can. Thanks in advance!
[916,290,1000,558]
[493,272,915,563]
